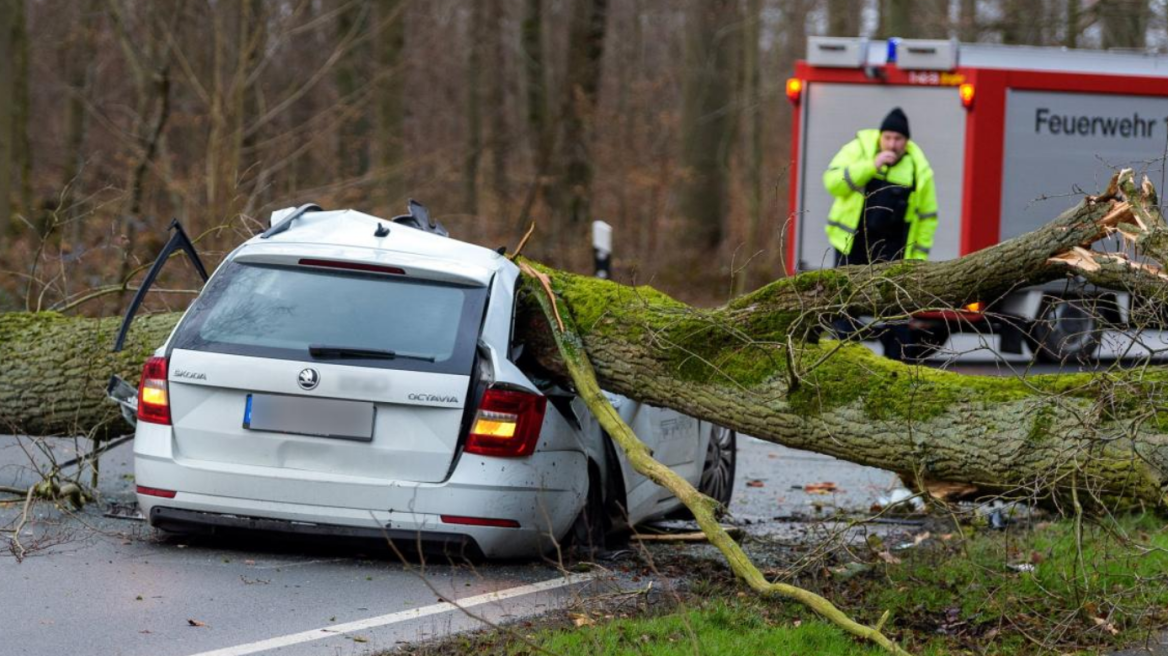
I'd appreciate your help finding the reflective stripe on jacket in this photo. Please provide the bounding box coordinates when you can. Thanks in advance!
[822,129,939,260]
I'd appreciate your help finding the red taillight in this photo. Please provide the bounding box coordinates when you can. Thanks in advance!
[298,258,405,275]
[136,485,176,498]
[464,388,547,458]
[137,356,171,425]
[440,515,521,528]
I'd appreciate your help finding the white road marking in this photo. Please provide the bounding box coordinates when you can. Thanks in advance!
[186,573,594,656]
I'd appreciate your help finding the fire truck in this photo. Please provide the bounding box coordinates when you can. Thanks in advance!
[786,37,1168,362]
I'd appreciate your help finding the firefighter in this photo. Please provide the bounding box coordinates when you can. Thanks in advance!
[822,107,939,266]
[823,108,940,359]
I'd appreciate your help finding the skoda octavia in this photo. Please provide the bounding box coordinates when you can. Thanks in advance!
[115,203,735,559]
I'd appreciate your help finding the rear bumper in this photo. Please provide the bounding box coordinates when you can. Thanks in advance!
[148,507,485,559]
[134,422,589,559]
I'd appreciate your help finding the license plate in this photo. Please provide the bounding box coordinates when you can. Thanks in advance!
[243,394,375,441]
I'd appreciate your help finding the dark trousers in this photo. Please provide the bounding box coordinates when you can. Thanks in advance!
[832,228,910,360]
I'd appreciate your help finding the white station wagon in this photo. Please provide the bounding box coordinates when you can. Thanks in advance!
[110,202,735,559]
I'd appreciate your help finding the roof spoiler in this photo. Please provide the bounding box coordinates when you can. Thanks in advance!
[392,200,448,237]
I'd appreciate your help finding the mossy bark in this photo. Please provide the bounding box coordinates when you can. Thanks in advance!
[0,312,178,437]
[514,266,1168,508]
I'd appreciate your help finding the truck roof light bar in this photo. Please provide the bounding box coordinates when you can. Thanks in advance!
[895,38,959,71]
[261,203,323,239]
[805,36,958,72]
[806,36,869,68]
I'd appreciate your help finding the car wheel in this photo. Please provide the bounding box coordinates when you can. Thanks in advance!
[698,424,737,507]
[903,320,949,363]
[1033,297,1101,363]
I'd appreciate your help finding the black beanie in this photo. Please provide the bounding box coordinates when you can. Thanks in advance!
[879,107,910,139]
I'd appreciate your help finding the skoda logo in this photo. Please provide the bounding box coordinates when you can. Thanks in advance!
[298,368,320,391]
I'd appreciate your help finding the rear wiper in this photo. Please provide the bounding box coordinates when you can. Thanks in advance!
[308,344,435,362]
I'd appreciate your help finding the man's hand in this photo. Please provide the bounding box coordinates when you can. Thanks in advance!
[874,150,899,170]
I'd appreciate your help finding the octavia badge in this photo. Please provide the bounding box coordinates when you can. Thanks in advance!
[298,368,320,391]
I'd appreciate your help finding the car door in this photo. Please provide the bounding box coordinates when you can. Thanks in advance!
[108,220,209,419]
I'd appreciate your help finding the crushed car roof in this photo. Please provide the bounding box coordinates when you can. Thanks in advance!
[234,209,515,286]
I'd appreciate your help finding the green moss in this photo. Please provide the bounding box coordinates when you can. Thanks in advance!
[787,341,1035,421]
[880,260,922,278]
[529,263,789,387]
[1027,406,1055,443]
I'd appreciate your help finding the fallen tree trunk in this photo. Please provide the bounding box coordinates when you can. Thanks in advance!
[3,171,1167,506]
[0,313,177,437]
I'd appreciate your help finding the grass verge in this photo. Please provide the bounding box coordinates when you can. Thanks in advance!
[396,512,1168,655]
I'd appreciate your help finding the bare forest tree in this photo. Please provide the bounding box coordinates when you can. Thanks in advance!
[556,0,607,231]
[3,0,1168,312]
[0,0,15,238]
[678,0,739,251]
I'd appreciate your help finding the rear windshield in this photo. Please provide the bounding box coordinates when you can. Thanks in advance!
[171,262,488,375]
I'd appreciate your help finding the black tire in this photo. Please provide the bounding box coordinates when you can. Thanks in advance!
[698,424,737,508]
[1033,297,1101,363]
[902,321,949,363]
[565,465,608,559]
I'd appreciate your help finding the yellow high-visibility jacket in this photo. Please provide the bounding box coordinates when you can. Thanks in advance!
[822,129,939,260]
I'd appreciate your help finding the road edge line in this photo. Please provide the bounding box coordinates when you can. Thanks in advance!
[185,572,594,656]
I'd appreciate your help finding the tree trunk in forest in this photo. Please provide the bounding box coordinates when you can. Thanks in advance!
[826,0,860,37]
[556,0,607,228]
[677,0,738,251]
[239,0,267,211]
[6,172,1168,509]
[464,1,484,217]
[487,0,510,223]
[61,0,101,248]
[735,0,763,295]
[1065,0,1081,47]
[375,0,407,208]
[0,0,15,236]
[959,0,979,42]
[517,0,550,234]
[1002,0,1049,45]
[335,0,371,181]
[12,0,30,229]
[1100,0,1149,49]
[106,1,178,303]
[883,0,949,39]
